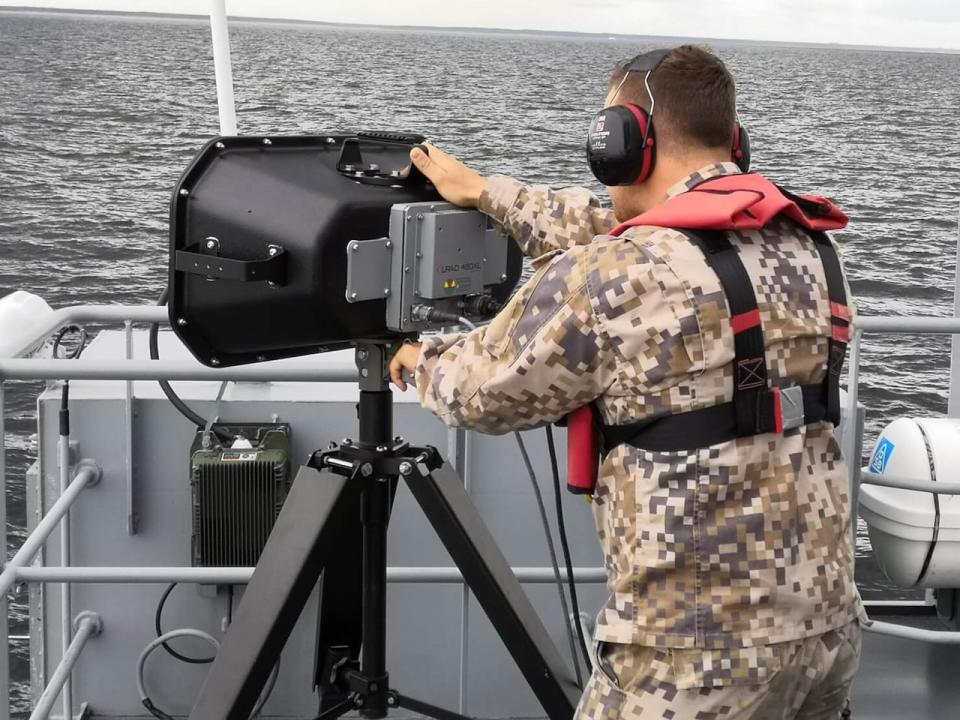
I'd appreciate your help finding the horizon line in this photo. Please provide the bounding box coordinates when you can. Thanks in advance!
[1,5,958,55]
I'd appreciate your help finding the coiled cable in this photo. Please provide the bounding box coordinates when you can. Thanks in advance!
[154,582,216,664]
[137,627,279,720]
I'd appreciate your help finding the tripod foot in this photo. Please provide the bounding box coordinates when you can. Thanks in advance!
[313,696,360,720]
[392,691,474,720]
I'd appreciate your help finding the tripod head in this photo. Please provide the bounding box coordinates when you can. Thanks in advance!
[355,342,395,393]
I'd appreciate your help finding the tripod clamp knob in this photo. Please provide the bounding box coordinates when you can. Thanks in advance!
[312,442,442,481]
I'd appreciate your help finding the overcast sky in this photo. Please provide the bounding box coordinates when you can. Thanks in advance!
[2,0,958,51]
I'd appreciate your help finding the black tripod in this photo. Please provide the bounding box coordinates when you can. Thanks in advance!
[188,344,580,720]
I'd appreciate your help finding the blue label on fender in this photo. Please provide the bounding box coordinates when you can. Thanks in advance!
[870,437,895,474]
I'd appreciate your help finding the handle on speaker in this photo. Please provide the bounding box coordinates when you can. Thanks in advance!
[175,243,287,286]
[336,132,431,187]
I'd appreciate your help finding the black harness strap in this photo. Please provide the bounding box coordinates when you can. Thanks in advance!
[811,231,849,425]
[596,225,851,454]
[686,230,778,438]
[599,384,828,453]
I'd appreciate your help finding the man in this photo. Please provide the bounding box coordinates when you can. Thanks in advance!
[390,45,864,719]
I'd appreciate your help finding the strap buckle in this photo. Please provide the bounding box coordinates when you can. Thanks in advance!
[776,386,806,432]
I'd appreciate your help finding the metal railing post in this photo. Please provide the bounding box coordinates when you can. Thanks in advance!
[864,619,960,645]
[124,320,137,535]
[949,203,960,416]
[12,565,609,585]
[1,381,9,718]
[57,433,72,720]
[0,462,101,599]
[0,359,357,383]
[28,612,102,720]
[846,327,863,535]
[451,428,472,716]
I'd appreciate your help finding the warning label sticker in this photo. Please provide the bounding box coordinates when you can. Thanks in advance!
[221,451,259,462]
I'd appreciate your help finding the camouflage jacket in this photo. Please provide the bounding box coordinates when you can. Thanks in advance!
[415,162,864,682]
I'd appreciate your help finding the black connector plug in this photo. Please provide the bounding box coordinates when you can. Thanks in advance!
[463,294,502,318]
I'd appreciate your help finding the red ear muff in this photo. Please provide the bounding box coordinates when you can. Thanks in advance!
[585,104,656,186]
[624,104,656,184]
[732,123,751,173]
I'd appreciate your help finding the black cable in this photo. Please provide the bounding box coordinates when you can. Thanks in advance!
[149,288,207,429]
[545,425,593,674]
[52,324,87,361]
[514,431,583,688]
[53,325,87,436]
[154,582,216,664]
[142,698,176,720]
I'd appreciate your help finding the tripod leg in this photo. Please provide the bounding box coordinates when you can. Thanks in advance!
[315,696,359,720]
[312,489,363,711]
[393,692,473,720]
[189,464,357,720]
[405,460,581,720]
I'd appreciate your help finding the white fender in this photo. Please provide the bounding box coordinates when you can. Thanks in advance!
[0,291,54,358]
[860,417,960,588]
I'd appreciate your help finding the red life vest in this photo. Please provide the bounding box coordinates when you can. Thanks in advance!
[566,174,850,494]
[610,172,848,236]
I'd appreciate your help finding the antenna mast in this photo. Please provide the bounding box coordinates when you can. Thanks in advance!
[209,0,238,135]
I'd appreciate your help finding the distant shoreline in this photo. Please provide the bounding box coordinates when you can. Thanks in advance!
[1,5,957,55]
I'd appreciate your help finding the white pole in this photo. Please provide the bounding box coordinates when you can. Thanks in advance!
[58,435,72,720]
[29,613,102,720]
[1,383,9,719]
[209,0,238,135]
[948,203,960,415]
[0,464,100,599]
[13,565,609,585]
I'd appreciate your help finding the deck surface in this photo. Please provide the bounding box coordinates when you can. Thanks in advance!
[851,614,960,719]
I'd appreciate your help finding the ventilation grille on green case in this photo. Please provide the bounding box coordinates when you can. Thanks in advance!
[192,461,287,567]
[190,425,291,568]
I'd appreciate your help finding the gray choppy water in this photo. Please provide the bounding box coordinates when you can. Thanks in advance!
[2,9,960,713]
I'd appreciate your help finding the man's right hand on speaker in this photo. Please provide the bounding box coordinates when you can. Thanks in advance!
[409,143,486,208]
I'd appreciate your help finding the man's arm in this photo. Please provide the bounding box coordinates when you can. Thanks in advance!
[409,144,616,261]
[392,245,617,434]
[479,176,617,260]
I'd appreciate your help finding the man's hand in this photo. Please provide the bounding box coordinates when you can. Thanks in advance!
[409,143,486,208]
[389,342,422,391]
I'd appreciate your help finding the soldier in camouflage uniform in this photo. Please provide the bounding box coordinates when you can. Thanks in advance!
[390,45,865,719]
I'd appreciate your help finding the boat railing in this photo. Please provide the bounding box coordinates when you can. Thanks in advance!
[3,306,960,718]
[845,317,960,645]
[0,305,609,718]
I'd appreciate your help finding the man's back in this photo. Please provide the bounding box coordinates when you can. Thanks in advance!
[585,166,861,657]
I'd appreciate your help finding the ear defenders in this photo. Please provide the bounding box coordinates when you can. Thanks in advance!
[731,121,751,174]
[586,48,751,186]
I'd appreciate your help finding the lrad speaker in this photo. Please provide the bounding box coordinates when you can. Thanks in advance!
[168,132,522,367]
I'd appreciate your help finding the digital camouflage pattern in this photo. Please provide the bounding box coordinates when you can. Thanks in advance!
[414,162,864,692]
[578,620,861,719]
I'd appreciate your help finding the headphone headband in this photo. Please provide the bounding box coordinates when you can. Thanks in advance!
[619,48,672,74]
[610,48,671,107]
